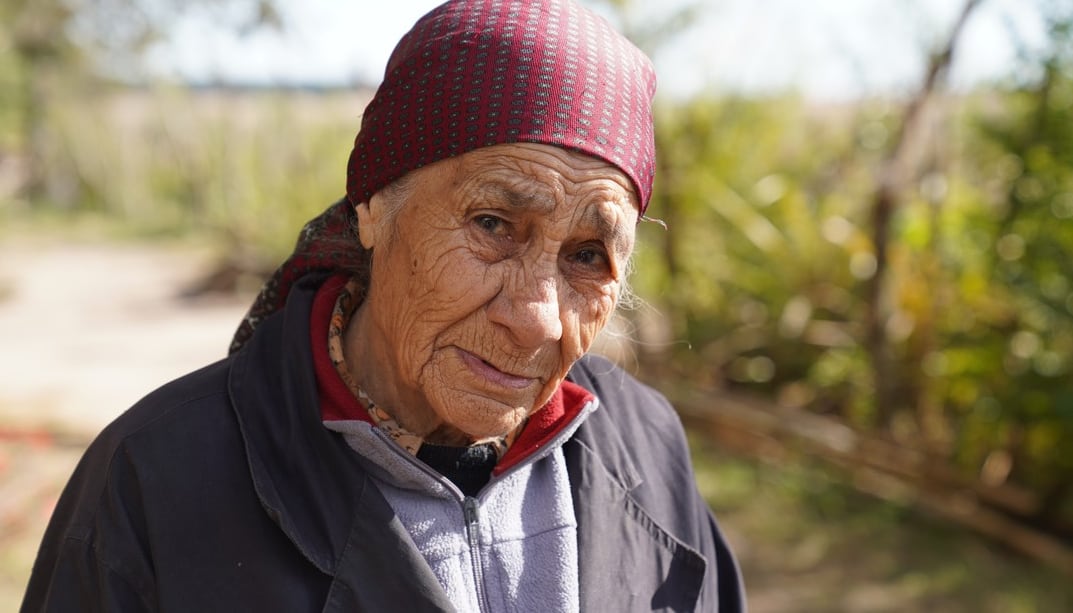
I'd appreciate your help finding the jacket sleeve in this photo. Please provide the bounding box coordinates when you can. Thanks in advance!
[705,507,746,612]
[661,404,746,613]
[22,435,158,613]
[23,537,154,613]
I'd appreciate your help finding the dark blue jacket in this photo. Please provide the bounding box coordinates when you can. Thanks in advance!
[22,275,745,612]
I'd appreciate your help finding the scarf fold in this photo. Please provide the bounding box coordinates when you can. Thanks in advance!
[230,198,362,354]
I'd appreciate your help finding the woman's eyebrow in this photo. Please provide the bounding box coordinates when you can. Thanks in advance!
[483,183,556,215]
[582,207,631,255]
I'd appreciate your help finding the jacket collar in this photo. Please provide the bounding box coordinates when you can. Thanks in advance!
[565,355,643,493]
[228,273,370,574]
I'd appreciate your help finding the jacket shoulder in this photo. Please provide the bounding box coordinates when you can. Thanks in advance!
[22,359,238,609]
[38,358,235,533]
[568,353,688,457]
[118,358,233,433]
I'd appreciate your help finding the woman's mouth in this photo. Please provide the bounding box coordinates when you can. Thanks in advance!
[457,348,535,389]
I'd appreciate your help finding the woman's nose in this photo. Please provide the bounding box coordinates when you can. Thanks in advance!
[487,269,564,349]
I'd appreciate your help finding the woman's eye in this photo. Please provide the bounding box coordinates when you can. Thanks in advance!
[570,246,609,271]
[474,215,507,235]
[575,249,598,265]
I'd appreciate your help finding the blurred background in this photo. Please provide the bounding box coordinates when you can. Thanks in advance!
[2,0,1072,610]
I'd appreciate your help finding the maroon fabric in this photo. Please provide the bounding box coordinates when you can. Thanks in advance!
[310,273,372,423]
[347,0,657,213]
[231,0,656,354]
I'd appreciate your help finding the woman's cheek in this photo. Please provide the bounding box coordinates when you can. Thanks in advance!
[578,293,618,352]
[577,320,603,355]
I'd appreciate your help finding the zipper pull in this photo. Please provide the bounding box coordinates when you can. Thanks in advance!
[464,496,480,527]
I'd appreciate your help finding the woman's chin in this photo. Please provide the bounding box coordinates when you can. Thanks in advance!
[434,392,532,441]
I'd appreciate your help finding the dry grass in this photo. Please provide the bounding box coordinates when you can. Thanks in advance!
[692,436,1073,612]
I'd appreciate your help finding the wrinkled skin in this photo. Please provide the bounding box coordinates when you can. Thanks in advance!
[346,143,638,444]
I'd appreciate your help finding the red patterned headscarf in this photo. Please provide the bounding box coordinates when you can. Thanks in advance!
[348,0,657,213]
[231,0,657,353]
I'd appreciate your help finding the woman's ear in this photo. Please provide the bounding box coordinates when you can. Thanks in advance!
[355,196,383,249]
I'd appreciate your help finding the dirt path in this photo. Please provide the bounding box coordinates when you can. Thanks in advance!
[0,239,252,436]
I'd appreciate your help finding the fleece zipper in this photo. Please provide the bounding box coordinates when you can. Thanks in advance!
[342,403,596,611]
[463,496,492,613]
[368,429,493,612]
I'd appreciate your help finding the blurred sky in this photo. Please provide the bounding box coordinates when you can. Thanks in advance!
[144,0,1047,100]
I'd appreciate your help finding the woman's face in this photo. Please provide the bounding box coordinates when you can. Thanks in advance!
[349,142,638,443]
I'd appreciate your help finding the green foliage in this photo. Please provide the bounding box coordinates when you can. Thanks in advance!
[1,84,363,265]
[638,94,879,412]
[0,0,281,203]
[635,24,1073,527]
[951,63,1073,502]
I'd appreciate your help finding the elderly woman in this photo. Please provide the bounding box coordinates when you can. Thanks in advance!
[23,0,743,611]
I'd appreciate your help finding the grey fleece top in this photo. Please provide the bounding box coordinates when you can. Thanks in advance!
[325,398,596,613]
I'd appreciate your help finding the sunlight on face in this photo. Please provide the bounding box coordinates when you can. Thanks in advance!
[346,143,638,443]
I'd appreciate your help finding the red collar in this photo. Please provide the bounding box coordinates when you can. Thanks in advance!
[309,274,593,475]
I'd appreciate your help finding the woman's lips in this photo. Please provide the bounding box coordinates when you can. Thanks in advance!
[457,348,535,390]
